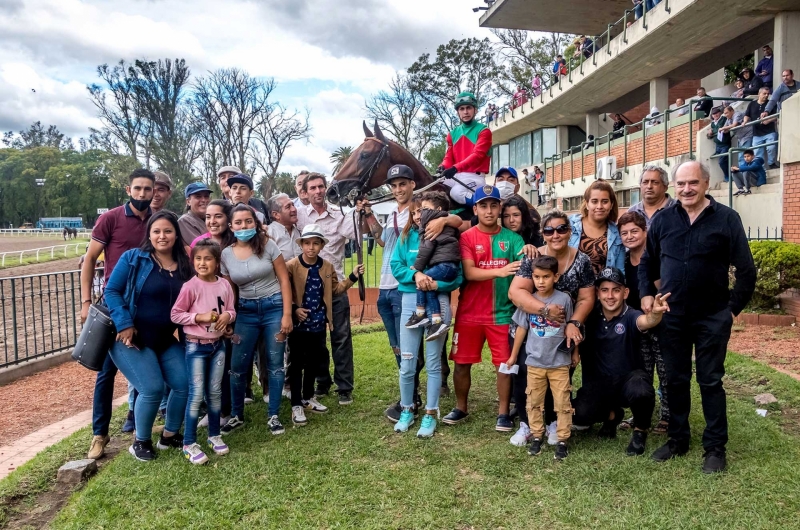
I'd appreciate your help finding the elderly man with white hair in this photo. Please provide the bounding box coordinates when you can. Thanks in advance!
[627,164,675,229]
[638,161,755,473]
[267,193,302,261]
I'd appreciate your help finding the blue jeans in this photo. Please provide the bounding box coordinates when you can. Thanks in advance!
[183,340,226,445]
[715,144,730,181]
[737,138,752,166]
[752,132,777,166]
[231,294,286,418]
[399,292,451,412]
[109,341,188,442]
[415,262,459,318]
[377,288,403,367]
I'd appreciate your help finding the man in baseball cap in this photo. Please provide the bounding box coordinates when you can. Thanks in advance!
[216,165,242,201]
[151,170,173,212]
[228,174,267,224]
[179,182,212,246]
[572,266,671,457]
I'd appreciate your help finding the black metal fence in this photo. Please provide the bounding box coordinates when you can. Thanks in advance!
[746,227,783,241]
[0,270,83,368]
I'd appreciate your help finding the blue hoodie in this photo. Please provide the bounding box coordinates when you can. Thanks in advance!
[737,156,767,187]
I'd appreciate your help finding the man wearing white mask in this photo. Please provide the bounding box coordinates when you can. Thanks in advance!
[494,167,541,225]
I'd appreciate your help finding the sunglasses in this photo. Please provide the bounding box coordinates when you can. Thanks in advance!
[542,224,570,236]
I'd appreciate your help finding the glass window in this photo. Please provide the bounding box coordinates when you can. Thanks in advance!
[631,188,640,205]
[509,138,517,168]
[498,144,510,169]
[532,130,543,164]
[542,128,557,161]
[616,189,632,208]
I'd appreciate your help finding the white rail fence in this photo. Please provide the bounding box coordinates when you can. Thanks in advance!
[0,242,89,267]
[0,229,92,237]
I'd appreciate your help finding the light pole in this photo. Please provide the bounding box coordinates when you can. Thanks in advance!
[35,178,45,228]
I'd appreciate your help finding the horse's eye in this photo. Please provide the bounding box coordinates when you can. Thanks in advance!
[360,152,370,160]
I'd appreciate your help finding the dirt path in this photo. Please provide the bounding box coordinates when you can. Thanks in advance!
[729,325,800,380]
[0,362,128,446]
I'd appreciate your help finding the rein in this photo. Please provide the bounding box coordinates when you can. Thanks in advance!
[352,209,366,323]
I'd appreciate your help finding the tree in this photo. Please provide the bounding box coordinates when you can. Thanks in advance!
[2,122,72,151]
[364,75,435,159]
[87,60,145,158]
[492,29,575,95]
[330,146,353,175]
[407,38,504,133]
[423,141,447,174]
[251,104,311,199]
[266,171,297,198]
[191,69,271,176]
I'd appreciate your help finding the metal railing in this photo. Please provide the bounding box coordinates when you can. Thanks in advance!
[343,236,382,288]
[0,242,89,267]
[746,227,783,241]
[0,269,86,368]
[540,96,761,185]
[485,0,671,125]
[0,229,91,237]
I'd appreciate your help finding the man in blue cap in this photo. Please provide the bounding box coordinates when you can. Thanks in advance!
[179,182,211,246]
[227,174,267,224]
[444,185,525,432]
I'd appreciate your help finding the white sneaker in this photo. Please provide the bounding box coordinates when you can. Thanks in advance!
[197,414,209,428]
[292,406,308,426]
[302,397,328,414]
[510,422,532,447]
[547,421,559,446]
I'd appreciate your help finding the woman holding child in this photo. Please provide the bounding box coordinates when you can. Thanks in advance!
[391,194,463,438]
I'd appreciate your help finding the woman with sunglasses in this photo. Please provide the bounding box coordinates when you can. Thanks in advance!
[507,209,596,446]
[568,180,624,277]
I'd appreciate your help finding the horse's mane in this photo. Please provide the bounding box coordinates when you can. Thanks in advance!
[386,139,434,186]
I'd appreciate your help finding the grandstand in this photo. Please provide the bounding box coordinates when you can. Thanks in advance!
[36,217,84,229]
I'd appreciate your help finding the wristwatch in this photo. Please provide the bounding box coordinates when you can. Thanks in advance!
[567,320,585,338]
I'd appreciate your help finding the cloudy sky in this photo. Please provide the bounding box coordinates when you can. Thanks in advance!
[0,0,492,175]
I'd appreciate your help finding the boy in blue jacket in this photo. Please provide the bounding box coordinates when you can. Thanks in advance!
[731,149,767,196]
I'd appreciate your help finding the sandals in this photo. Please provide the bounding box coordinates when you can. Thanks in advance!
[652,420,669,435]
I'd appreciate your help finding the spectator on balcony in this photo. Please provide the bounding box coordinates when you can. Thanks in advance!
[765,69,798,114]
[674,98,689,117]
[634,0,661,19]
[531,74,543,97]
[755,46,774,89]
[611,113,631,138]
[646,107,662,128]
[745,87,778,169]
[740,68,763,97]
[552,55,564,79]
[578,36,594,59]
[719,104,751,167]
[727,78,746,105]
[485,104,495,124]
[731,149,767,196]
[513,86,528,109]
[707,107,731,182]
[693,87,713,118]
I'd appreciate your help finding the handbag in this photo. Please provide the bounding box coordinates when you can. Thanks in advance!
[72,303,116,371]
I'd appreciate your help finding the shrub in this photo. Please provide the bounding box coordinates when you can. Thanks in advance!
[746,241,800,311]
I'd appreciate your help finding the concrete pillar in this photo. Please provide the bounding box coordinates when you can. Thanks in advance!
[700,68,726,92]
[774,13,800,79]
[555,125,570,153]
[649,78,669,113]
[585,113,600,139]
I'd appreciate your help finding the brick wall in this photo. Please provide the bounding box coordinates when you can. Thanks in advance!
[783,162,800,243]
[549,118,709,184]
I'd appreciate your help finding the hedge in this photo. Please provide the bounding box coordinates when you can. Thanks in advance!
[746,241,800,311]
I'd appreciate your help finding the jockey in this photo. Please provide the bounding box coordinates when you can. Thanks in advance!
[439,91,492,211]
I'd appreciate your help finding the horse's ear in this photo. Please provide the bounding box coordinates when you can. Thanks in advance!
[363,121,373,138]
[373,120,388,144]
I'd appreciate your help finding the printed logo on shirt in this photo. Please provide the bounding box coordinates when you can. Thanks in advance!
[498,241,508,252]
[478,258,508,268]
[475,244,485,254]
[529,314,562,338]
[614,323,625,334]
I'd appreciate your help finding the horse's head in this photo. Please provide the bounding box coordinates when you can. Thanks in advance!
[326,121,394,207]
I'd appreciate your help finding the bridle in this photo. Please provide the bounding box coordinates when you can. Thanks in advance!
[337,137,390,208]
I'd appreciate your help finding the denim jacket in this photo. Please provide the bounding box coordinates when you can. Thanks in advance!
[568,213,625,272]
[104,249,155,331]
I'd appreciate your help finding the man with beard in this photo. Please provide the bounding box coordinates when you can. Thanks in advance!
[639,161,755,473]
[81,168,155,460]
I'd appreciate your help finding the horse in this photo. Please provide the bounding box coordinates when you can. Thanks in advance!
[62,226,77,240]
[326,121,445,207]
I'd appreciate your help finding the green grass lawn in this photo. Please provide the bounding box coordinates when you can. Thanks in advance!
[343,244,383,288]
[21,330,800,529]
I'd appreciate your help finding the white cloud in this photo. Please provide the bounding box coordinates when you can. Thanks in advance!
[0,0,491,172]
